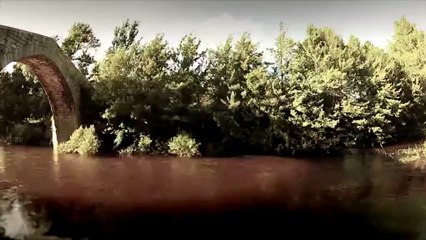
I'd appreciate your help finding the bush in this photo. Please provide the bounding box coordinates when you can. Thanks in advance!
[167,133,200,158]
[137,134,152,153]
[6,123,46,145]
[118,133,152,155]
[118,144,138,155]
[149,140,168,155]
[58,125,100,155]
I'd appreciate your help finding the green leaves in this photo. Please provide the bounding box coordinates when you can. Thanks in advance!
[58,125,100,155]
[262,24,425,151]
[167,132,200,158]
[60,23,100,79]
[45,19,426,155]
[61,23,100,57]
[0,66,50,140]
[110,19,140,52]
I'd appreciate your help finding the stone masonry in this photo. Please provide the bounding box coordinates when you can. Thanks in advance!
[0,25,87,150]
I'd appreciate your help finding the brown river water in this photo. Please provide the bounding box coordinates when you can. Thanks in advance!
[0,145,426,239]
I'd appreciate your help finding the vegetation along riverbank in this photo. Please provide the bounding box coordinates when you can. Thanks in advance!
[1,17,426,158]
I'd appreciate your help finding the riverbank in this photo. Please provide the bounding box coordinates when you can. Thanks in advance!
[3,17,426,160]
[370,140,426,167]
[3,137,424,159]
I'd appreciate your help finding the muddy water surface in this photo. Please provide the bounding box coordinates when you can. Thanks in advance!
[0,146,425,239]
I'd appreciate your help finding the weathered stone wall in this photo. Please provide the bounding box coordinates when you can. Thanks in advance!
[0,25,87,149]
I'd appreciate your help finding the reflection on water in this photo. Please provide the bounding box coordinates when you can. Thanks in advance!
[0,146,425,239]
[0,186,51,240]
[0,147,5,174]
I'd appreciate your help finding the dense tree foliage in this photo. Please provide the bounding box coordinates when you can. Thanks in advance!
[1,17,426,156]
[0,65,50,145]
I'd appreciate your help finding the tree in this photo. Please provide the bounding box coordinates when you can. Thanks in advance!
[4,18,422,155]
[390,17,426,84]
[267,25,417,152]
[167,35,207,125]
[96,34,174,150]
[269,22,297,81]
[60,23,101,79]
[0,65,50,144]
[204,33,268,152]
[389,17,426,136]
[109,19,140,52]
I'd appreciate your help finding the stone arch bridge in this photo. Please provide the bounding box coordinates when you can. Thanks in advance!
[0,25,87,149]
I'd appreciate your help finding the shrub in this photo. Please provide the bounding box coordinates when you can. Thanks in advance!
[118,144,138,155]
[167,133,200,158]
[118,133,152,155]
[6,123,45,145]
[137,134,152,154]
[58,125,100,155]
[150,140,168,155]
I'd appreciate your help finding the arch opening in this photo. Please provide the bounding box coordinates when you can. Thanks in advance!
[20,56,78,147]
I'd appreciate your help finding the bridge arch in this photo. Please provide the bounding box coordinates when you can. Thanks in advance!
[0,25,87,149]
